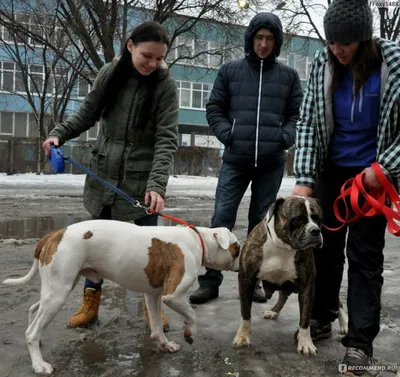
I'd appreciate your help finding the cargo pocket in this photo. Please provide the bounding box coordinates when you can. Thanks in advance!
[87,148,107,190]
[122,170,150,199]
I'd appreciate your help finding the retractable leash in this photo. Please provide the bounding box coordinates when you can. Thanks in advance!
[323,162,400,236]
[48,147,206,261]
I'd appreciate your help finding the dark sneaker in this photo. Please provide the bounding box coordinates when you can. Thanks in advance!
[340,347,375,376]
[252,284,267,303]
[189,287,218,304]
[293,319,332,341]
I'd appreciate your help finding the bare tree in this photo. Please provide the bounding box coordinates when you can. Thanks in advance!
[0,0,248,76]
[378,6,400,41]
[261,0,399,43]
[0,6,88,172]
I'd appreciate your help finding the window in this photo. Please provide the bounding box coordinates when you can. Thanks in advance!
[225,46,242,62]
[28,113,37,137]
[87,123,99,140]
[193,39,208,66]
[0,112,14,134]
[52,67,69,96]
[167,36,236,68]
[0,61,70,95]
[277,52,288,65]
[209,41,224,68]
[0,62,27,93]
[294,55,307,81]
[14,112,28,137]
[166,37,178,63]
[177,37,193,64]
[176,80,213,110]
[78,76,92,97]
[2,62,14,91]
[29,64,44,92]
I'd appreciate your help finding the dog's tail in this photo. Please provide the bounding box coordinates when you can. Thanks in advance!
[2,230,58,286]
[2,259,39,285]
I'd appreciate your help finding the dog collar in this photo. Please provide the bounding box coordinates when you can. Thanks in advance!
[187,225,206,264]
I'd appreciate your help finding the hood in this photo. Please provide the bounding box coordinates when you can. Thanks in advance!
[244,12,284,58]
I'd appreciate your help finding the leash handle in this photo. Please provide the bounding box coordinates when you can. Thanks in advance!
[324,162,400,236]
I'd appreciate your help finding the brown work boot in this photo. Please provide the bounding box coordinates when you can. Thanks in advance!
[144,300,170,333]
[68,288,101,328]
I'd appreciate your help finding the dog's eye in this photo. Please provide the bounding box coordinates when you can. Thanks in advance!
[311,214,321,223]
[289,215,307,228]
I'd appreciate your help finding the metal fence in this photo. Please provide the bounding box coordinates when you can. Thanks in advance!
[0,138,294,177]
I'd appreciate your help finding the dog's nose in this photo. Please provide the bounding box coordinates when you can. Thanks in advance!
[311,228,321,236]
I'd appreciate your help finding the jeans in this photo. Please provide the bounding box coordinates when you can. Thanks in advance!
[312,161,386,356]
[84,206,158,290]
[198,160,285,289]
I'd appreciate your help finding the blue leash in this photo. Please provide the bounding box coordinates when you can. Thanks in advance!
[49,147,144,210]
[48,146,207,260]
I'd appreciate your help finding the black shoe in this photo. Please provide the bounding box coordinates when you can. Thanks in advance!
[252,285,267,303]
[293,319,332,341]
[340,347,375,375]
[189,287,218,304]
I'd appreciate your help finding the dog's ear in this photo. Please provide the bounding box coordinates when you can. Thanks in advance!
[267,197,285,223]
[213,228,230,249]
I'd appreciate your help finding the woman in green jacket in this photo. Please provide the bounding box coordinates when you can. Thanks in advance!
[42,21,179,329]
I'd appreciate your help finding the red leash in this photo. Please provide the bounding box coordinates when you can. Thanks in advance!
[323,162,400,236]
[149,209,206,263]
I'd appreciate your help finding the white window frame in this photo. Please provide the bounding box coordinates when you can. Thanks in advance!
[176,80,213,110]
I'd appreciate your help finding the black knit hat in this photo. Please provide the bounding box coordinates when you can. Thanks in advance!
[324,0,373,44]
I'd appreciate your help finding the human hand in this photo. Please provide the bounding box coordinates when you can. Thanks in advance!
[42,137,60,156]
[291,184,313,197]
[145,191,165,213]
[362,166,382,192]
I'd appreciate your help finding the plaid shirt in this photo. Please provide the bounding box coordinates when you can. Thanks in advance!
[294,39,400,191]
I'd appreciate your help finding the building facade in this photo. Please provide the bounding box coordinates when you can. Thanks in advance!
[0,9,324,151]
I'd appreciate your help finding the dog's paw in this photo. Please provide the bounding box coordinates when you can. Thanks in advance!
[262,310,279,320]
[159,341,180,353]
[184,324,195,344]
[32,361,54,375]
[296,327,317,356]
[297,340,317,356]
[233,332,251,347]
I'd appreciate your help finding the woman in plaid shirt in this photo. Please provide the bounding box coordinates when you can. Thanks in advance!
[292,0,400,373]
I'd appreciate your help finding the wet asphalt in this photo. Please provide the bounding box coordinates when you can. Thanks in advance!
[0,179,399,377]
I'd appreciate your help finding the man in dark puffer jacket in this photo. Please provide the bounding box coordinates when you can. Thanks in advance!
[190,12,303,304]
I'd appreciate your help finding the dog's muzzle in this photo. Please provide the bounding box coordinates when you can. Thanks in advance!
[296,225,323,250]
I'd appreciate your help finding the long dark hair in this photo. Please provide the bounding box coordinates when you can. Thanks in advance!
[96,21,170,127]
[328,39,382,95]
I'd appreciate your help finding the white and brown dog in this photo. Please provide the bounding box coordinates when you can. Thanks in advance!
[233,196,348,355]
[2,219,241,375]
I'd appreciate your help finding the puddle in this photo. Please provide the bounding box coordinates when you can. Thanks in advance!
[0,213,211,239]
[0,215,90,239]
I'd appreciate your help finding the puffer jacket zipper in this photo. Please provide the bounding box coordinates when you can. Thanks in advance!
[255,60,263,167]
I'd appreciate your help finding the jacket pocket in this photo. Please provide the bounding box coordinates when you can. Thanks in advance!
[278,121,287,147]
[121,170,150,198]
